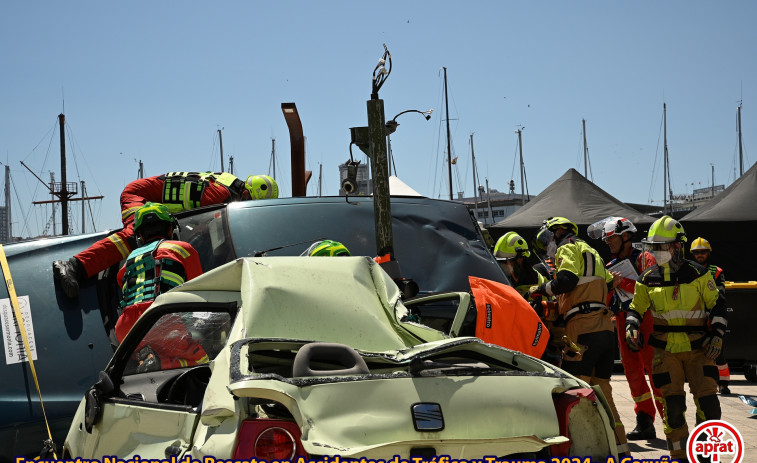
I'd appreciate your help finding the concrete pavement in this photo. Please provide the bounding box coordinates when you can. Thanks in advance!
[609,372,757,461]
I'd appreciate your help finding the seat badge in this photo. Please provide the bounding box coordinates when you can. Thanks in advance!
[412,403,444,432]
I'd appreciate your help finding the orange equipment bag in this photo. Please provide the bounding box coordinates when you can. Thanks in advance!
[469,276,550,359]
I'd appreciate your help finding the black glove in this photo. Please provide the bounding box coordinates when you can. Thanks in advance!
[625,319,643,352]
[703,329,724,360]
[136,345,161,373]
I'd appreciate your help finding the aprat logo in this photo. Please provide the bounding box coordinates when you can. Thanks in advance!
[687,419,744,463]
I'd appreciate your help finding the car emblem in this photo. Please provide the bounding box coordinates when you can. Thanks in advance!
[412,403,444,431]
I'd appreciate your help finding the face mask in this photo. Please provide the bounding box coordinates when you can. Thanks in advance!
[653,250,671,265]
[546,241,557,259]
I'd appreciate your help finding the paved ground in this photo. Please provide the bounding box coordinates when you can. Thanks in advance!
[610,371,757,461]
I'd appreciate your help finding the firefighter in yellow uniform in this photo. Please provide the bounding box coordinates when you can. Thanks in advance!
[532,217,629,457]
[626,216,726,463]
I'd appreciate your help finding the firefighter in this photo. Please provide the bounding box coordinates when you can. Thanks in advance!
[626,217,727,462]
[53,172,278,298]
[531,216,629,457]
[114,202,203,342]
[115,202,206,371]
[591,217,663,440]
[494,231,559,365]
[690,236,731,395]
[493,231,547,298]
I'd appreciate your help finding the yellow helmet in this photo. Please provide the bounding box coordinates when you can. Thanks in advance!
[690,237,712,252]
[245,175,279,200]
[643,215,687,244]
[493,231,530,260]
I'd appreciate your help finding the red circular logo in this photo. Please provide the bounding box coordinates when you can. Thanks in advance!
[687,419,744,463]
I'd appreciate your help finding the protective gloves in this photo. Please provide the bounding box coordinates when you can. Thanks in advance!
[703,329,725,360]
[625,317,643,352]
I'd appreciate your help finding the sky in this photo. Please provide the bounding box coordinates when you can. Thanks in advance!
[1,1,755,238]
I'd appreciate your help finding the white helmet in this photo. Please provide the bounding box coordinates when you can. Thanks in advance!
[587,216,637,241]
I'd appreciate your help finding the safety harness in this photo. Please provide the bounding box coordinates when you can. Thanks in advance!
[159,171,246,213]
[120,240,188,308]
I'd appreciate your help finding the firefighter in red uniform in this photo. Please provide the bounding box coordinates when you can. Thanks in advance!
[589,217,663,440]
[115,202,206,371]
[53,172,278,298]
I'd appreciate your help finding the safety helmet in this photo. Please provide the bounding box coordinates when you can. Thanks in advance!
[690,237,712,252]
[134,202,175,234]
[304,240,351,257]
[493,231,530,260]
[245,175,279,200]
[588,216,637,241]
[532,226,553,253]
[544,216,578,236]
[643,215,687,244]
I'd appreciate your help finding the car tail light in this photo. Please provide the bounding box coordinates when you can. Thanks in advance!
[550,388,597,456]
[233,419,308,460]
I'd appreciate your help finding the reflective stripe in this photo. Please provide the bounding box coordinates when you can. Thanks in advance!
[108,234,132,259]
[649,309,707,321]
[565,302,606,319]
[711,316,727,327]
[159,242,191,258]
[616,443,630,453]
[122,205,142,221]
[577,275,603,285]
[160,270,185,287]
[633,391,653,403]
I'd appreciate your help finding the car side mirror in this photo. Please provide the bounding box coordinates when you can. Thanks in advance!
[84,371,113,433]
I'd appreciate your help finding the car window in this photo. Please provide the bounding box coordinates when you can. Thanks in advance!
[176,207,236,272]
[227,198,508,294]
[123,311,231,377]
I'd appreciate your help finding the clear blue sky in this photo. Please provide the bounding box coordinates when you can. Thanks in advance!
[1,1,755,238]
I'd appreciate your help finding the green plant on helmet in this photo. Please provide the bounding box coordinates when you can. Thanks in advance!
[544,216,578,236]
[305,240,351,257]
[245,175,279,200]
[643,215,687,244]
[134,202,174,234]
[494,231,530,260]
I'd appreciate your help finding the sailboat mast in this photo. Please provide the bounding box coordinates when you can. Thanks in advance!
[4,165,10,241]
[738,103,744,176]
[218,129,224,172]
[663,103,669,215]
[59,114,70,235]
[485,178,494,225]
[516,128,525,205]
[583,119,589,179]
[443,67,453,200]
[470,133,478,221]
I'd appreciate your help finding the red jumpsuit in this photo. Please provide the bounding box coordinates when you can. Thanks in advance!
[115,239,203,341]
[609,250,664,421]
[75,174,234,278]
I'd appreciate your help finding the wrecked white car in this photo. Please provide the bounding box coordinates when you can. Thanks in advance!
[63,256,618,460]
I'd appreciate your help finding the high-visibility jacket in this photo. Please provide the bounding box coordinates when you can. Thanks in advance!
[115,239,202,342]
[159,172,247,213]
[469,276,549,359]
[628,259,726,353]
[542,236,612,322]
[509,263,548,301]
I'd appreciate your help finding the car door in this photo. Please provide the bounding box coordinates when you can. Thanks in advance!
[72,302,237,458]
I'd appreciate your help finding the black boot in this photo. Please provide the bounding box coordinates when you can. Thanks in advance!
[626,411,656,440]
[718,381,731,395]
[53,257,86,298]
